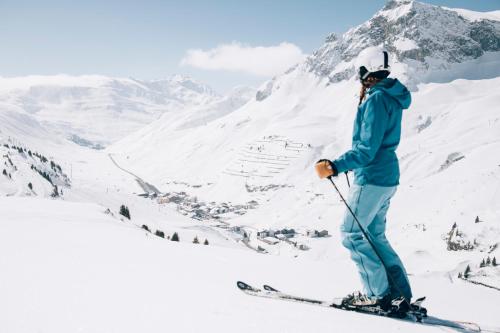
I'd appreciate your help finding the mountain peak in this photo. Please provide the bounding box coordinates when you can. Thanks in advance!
[303,0,500,88]
[143,75,219,98]
[382,0,414,11]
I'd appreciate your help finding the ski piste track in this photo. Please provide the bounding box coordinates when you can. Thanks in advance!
[237,281,500,333]
[108,153,161,195]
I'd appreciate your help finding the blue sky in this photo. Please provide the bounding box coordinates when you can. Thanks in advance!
[1,0,499,92]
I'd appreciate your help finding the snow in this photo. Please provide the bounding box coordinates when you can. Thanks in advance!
[106,69,500,290]
[2,197,499,333]
[1,1,500,332]
[379,1,414,22]
[446,7,500,22]
[394,37,418,51]
[306,0,500,90]
[0,75,253,146]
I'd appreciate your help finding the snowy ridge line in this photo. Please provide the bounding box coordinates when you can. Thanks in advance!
[459,277,500,292]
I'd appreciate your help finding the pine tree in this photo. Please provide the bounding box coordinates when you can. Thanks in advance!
[141,225,151,232]
[493,257,497,266]
[119,205,131,219]
[458,272,462,279]
[155,230,165,238]
[193,236,199,244]
[464,265,471,279]
[2,169,7,176]
[480,259,486,268]
[51,185,59,198]
[204,239,209,245]
[28,182,33,190]
[171,232,179,242]
[475,216,480,223]
[486,257,491,265]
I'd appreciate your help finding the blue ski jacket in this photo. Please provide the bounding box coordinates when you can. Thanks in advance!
[332,78,411,186]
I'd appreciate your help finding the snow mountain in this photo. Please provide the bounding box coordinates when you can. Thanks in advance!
[0,142,70,198]
[0,74,253,147]
[303,0,500,89]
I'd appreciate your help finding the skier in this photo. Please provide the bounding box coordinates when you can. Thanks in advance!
[315,51,413,312]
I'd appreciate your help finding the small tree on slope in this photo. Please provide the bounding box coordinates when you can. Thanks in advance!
[119,205,131,219]
[464,265,471,279]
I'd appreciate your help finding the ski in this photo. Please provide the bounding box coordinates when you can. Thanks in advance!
[237,280,333,307]
[237,281,485,332]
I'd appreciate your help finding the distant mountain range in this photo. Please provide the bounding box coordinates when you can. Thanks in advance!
[0,74,255,147]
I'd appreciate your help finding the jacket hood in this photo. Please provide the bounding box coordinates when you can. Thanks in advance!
[369,78,411,109]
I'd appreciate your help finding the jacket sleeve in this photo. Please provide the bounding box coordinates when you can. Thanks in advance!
[333,93,388,173]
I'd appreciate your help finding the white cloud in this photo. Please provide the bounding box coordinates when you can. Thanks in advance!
[180,42,306,77]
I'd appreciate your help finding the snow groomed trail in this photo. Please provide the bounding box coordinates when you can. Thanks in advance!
[108,153,162,195]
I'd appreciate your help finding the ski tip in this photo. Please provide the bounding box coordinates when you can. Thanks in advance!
[263,284,279,292]
[237,281,252,291]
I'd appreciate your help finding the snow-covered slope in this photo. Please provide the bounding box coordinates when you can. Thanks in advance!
[0,142,70,197]
[0,82,242,254]
[108,0,500,286]
[2,196,499,333]
[447,7,500,22]
[0,75,253,147]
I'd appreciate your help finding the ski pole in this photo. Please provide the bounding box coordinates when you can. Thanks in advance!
[327,176,413,311]
[344,172,350,188]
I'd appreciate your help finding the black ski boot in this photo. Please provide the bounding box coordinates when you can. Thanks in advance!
[341,292,392,312]
[388,296,410,318]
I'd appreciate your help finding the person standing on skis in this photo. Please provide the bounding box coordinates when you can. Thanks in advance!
[315,51,413,311]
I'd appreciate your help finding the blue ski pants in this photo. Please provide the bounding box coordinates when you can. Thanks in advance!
[340,184,412,300]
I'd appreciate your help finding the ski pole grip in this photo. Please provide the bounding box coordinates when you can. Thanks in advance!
[315,160,334,179]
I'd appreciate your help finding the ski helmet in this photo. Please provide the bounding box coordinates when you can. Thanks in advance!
[359,51,390,82]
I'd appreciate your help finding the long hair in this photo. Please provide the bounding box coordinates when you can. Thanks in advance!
[359,85,368,106]
[358,77,382,106]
